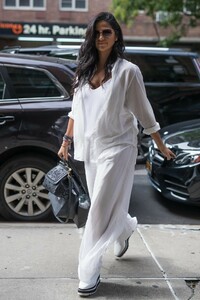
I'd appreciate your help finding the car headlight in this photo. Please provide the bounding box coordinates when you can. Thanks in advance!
[175,153,200,165]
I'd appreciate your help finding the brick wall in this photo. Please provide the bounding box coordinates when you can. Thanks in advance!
[0,0,200,50]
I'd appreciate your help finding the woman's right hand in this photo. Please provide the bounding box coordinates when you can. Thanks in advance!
[58,118,74,161]
[58,144,70,161]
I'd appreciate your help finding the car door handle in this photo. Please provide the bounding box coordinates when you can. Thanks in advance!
[0,116,15,125]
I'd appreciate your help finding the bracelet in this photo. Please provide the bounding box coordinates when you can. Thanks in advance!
[63,134,73,143]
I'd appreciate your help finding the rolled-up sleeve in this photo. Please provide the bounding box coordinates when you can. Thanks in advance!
[143,122,160,135]
[68,110,74,119]
[125,66,160,135]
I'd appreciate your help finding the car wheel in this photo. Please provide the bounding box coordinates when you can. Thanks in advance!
[0,155,55,221]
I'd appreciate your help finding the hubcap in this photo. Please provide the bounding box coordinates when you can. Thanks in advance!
[4,167,50,217]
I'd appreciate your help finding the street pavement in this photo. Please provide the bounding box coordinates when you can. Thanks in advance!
[0,223,199,300]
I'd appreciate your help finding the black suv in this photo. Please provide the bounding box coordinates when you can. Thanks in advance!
[0,53,80,221]
[3,46,200,161]
[125,47,200,161]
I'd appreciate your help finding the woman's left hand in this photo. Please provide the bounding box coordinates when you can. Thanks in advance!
[159,145,176,160]
[151,131,176,160]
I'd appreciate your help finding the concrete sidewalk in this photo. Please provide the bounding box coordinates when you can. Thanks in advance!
[0,223,199,300]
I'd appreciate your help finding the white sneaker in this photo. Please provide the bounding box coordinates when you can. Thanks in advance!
[78,275,100,297]
[114,217,137,258]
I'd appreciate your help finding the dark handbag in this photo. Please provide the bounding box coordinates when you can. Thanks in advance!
[43,160,90,228]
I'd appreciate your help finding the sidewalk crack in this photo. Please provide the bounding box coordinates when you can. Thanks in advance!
[185,279,199,300]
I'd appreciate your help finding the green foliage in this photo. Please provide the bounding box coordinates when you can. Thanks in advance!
[112,0,140,26]
[112,0,200,46]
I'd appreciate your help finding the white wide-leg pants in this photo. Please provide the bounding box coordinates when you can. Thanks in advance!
[78,145,137,285]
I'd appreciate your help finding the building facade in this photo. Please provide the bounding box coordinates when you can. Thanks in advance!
[0,0,200,51]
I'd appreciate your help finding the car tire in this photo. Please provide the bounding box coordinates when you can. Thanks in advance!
[0,154,55,221]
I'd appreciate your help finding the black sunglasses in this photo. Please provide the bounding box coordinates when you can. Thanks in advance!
[95,29,113,39]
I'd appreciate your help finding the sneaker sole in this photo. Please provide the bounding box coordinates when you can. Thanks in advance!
[78,276,100,297]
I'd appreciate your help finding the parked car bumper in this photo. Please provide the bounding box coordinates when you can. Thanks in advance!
[146,157,200,205]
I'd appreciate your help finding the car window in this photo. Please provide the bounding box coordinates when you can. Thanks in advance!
[160,89,200,124]
[126,54,199,83]
[0,73,6,99]
[6,66,64,99]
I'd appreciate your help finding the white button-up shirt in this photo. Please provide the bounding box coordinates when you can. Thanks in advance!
[69,58,160,162]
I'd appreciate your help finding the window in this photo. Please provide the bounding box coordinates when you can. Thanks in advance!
[60,0,87,11]
[161,90,200,125]
[4,0,45,9]
[7,67,63,99]
[127,54,200,83]
[0,73,7,99]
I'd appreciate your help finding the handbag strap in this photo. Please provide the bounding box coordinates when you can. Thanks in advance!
[67,158,88,195]
[54,172,73,224]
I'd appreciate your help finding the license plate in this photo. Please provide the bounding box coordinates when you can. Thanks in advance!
[146,160,152,174]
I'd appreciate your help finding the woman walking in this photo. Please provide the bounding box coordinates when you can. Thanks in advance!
[58,11,175,297]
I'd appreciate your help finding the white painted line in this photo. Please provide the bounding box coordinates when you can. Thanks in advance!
[137,227,180,300]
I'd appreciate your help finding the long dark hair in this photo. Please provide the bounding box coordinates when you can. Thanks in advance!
[72,12,125,92]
